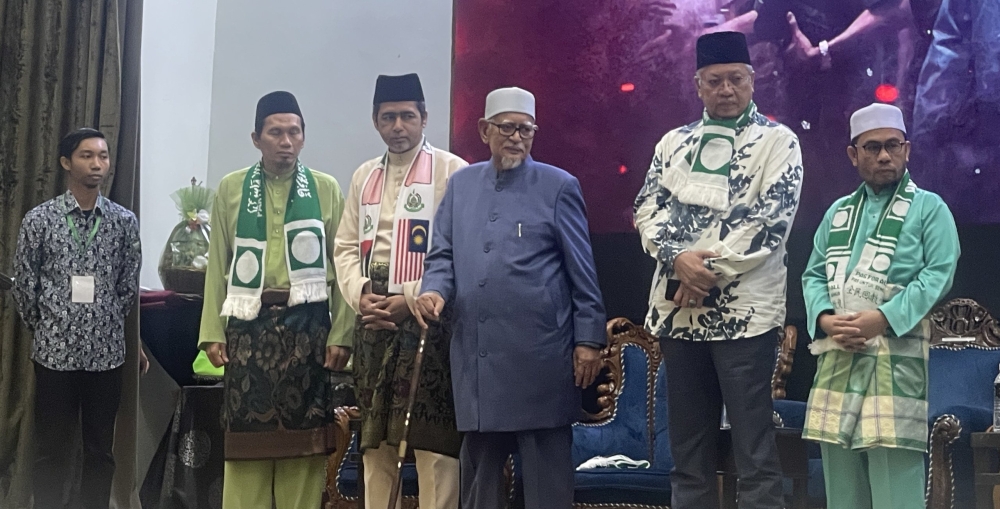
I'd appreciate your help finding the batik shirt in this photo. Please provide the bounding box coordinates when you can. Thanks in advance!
[634,114,803,341]
[13,191,142,371]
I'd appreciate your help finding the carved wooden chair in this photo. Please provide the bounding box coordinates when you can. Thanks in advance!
[771,327,830,508]
[326,318,798,509]
[325,408,516,508]
[925,298,1000,509]
[569,317,671,508]
[565,318,799,509]
[325,407,420,509]
[771,298,1000,509]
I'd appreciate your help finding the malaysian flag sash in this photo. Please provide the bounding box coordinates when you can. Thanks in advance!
[358,138,436,293]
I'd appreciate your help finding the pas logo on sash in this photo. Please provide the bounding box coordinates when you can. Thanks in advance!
[222,161,328,320]
[359,138,437,293]
[809,171,916,354]
[660,101,758,211]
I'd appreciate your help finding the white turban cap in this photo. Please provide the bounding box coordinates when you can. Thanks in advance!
[850,103,906,140]
[484,87,535,121]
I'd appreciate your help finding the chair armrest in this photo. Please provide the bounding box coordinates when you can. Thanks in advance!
[772,325,798,400]
[326,406,357,508]
[581,376,619,424]
[773,399,807,430]
[927,413,962,509]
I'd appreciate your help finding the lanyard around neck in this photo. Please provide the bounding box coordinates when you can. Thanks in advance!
[65,213,101,254]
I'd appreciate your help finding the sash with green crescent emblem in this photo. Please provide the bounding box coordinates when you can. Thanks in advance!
[803,172,930,452]
[222,161,328,320]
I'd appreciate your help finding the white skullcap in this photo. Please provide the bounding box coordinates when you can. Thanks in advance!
[850,103,906,140]
[484,87,535,120]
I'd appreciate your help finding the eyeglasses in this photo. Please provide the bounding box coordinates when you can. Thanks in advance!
[488,121,538,139]
[856,140,906,156]
[698,73,751,91]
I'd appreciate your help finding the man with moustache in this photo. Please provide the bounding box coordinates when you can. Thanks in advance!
[634,32,803,508]
[415,87,607,509]
[801,103,959,509]
[197,91,354,509]
[334,73,466,509]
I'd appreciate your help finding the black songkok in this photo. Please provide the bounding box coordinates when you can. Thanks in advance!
[373,73,425,104]
[696,31,752,69]
[255,91,303,133]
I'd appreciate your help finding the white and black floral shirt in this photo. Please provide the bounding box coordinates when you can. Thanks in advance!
[13,191,141,371]
[634,114,803,341]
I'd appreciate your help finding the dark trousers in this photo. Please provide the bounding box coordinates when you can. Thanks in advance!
[660,329,783,509]
[460,426,573,509]
[33,362,123,509]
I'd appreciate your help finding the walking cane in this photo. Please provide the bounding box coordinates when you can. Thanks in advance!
[387,327,429,509]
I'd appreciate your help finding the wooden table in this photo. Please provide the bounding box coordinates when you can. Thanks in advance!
[971,431,1000,509]
[717,427,809,509]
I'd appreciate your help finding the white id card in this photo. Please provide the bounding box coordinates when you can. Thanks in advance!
[71,276,95,303]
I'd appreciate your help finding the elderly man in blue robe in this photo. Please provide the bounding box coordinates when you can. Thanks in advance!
[415,87,607,509]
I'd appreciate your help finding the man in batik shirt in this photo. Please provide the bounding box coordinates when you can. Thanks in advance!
[634,31,803,509]
[13,128,142,509]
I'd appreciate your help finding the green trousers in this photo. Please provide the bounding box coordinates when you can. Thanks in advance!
[222,456,327,509]
[820,442,925,509]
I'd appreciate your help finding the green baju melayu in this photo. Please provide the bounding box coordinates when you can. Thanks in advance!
[801,173,960,509]
[198,163,354,509]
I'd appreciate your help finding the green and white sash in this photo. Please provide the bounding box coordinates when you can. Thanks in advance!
[661,101,757,211]
[809,172,916,354]
[222,161,327,320]
[358,138,436,293]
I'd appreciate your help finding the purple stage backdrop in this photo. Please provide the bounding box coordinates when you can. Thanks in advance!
[451,0,1000,234]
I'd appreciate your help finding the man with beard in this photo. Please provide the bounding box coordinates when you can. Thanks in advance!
[198,91,354,509]
[414,87,607,509]
[801,103,959,509]
[333,73,466,509]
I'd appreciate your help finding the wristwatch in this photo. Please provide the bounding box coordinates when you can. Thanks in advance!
[818,40,832,70]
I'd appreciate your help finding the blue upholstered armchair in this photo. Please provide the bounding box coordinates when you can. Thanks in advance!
[571,318,674,507]
[566,318,800,509]
[327,317,800,509]
[773,298,1000,509]
[771,325,827,508]
[925,298,1000,509]
[326,407,518,508]
[325,407,422,509]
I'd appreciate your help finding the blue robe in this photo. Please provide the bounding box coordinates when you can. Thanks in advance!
[421,157,607,432]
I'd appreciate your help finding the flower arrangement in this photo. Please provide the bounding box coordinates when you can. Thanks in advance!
[158,178,215,294]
